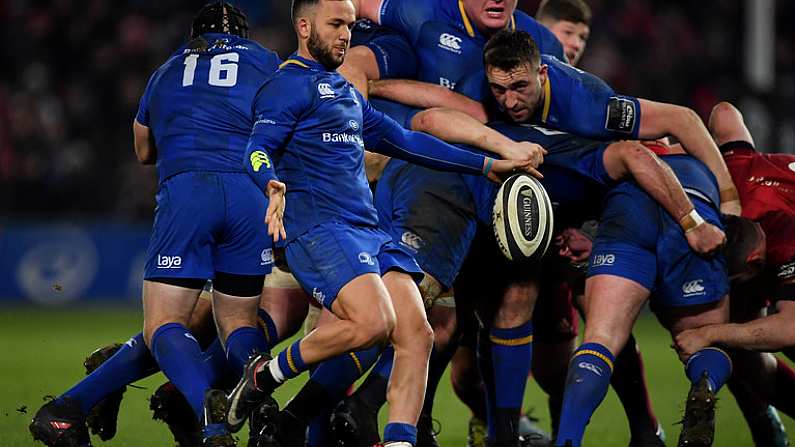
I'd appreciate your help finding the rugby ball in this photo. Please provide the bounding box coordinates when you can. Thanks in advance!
[493,174,554,263]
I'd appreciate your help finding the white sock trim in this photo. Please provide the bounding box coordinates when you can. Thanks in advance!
[268,357,286,383]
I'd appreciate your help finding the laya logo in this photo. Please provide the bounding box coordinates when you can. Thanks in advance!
[260,248,273,266]
[157,254,182,269]
[318,83,335,99]
[438,33,462,53]
[578,361,603,377]
[682,279,706,297]
[358,252,375,265]
[348,120,360,131]
[401,231,423,250]
[591,254,615,267]
[250,151,271,172]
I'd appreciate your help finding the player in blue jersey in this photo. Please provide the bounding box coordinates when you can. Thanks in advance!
[29,4,283,447]
[222,2,536,447]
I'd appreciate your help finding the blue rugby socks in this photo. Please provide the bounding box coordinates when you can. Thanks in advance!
[384,422,417,446]
[256,308,279,352]
[556,343,616,447]
[150,323,212,420]
[61,332,159,414]
[224,326,268,379]
[685,347,732,392]
[489,321,534,444]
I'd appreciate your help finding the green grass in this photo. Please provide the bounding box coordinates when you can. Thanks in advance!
[0,309,792,446]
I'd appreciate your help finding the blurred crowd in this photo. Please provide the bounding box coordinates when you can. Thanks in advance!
[1,0,793,220]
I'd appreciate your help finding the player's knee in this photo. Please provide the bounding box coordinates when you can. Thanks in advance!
[353,309,395,349]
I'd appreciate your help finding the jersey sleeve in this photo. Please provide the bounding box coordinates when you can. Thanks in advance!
[135,71,158,126]
[360,94,486,175]
[558,64,642,140]
[378,0,435,44]
[245,75,307,193]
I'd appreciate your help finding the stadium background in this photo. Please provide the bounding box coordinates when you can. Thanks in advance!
[1,0,793,445]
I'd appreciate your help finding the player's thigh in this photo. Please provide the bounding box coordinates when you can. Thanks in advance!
[262,265,311,339]
[143,172,222,284]
[582,275,650,355]
[214,173,272,280]
[142,279,204,344]
[656,295,729,337]
[333,272,396,339]
[375,160,477,293]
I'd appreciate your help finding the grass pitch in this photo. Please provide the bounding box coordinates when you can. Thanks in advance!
[1,308,792,446]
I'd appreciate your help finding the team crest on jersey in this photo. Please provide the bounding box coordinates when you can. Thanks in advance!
[250,151,271,172]
[318,83,335,99]
[438,33,463,54]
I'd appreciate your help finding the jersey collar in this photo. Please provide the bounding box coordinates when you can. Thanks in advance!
[457,0,517,39]
[279,53,328,71]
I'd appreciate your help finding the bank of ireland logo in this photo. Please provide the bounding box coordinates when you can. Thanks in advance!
[438,33,462,53]
[358,252,375,265]
[348,120,360,131]
[250,151,271,172]
[682,279,706,297]
[318,83,335,99]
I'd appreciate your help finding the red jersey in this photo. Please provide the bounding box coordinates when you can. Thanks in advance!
[724,143,795,297]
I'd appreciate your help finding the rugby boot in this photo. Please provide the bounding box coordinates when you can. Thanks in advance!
[467,416,488,447]
[416,412,441,447]
[150,381,201,447]
[748,406,790,447]
[329,396,381,446]
[628,423,666,447]
[256,410,306,447]
[677,373,716,447]
[249,400,279,447]
[82,343,124,441]
[227,352,277,433]
[202,389,236,447]
[518,411,552,447]
[29,396,91,447]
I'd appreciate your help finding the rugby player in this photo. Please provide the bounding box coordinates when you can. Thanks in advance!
[224,3,537,447]
[535,0,591,66]
[30,4,284,447]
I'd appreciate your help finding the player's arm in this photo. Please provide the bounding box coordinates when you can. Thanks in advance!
[676,298,795,354]
[133,120,156,164]
[369,79,489,122]
[411,107,545,177]
[361,96,533,181]
[637,99,741,215]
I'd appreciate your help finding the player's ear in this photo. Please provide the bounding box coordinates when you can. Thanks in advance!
[537,63,548,85]
[296,16,312,40]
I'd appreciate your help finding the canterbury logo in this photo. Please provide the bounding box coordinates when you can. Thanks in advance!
[682,280,705,296]
[578,361,603,377]
[318,83,335,98]
[250,151,271,172]
[439,33,462,51]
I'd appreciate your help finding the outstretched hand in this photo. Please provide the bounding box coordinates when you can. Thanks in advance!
[484,158,543,182]
[265,180,287,242]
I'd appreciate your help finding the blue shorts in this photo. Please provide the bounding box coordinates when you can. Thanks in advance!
[144,172,272,281]
[587,181,728,307]
[351,19,418,79]
[285,221,423,310]
[374,159,478,289]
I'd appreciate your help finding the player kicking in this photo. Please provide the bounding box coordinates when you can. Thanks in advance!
[29,4,283,447]
[224,2,535,447]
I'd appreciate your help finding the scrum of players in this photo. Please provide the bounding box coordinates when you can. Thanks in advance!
[27,1,795,447]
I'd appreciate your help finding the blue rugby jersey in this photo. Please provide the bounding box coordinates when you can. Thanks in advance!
[457,55,642,140]
[244,55,488,242]
[378,0,564,89]
[136,33,281,183]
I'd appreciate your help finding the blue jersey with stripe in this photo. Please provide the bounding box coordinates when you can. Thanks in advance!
[244,55,487,242]
[379,0,564,89]
[456,55,642,141]
[136,33,281,183]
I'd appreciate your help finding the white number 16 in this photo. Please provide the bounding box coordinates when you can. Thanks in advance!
[183,52,239,87]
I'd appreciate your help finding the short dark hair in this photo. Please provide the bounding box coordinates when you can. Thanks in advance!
[483,30,541,72]
[536,0,592,26]
[191,2,249,39]
[724,214,766,279]
[291,0,321,24]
